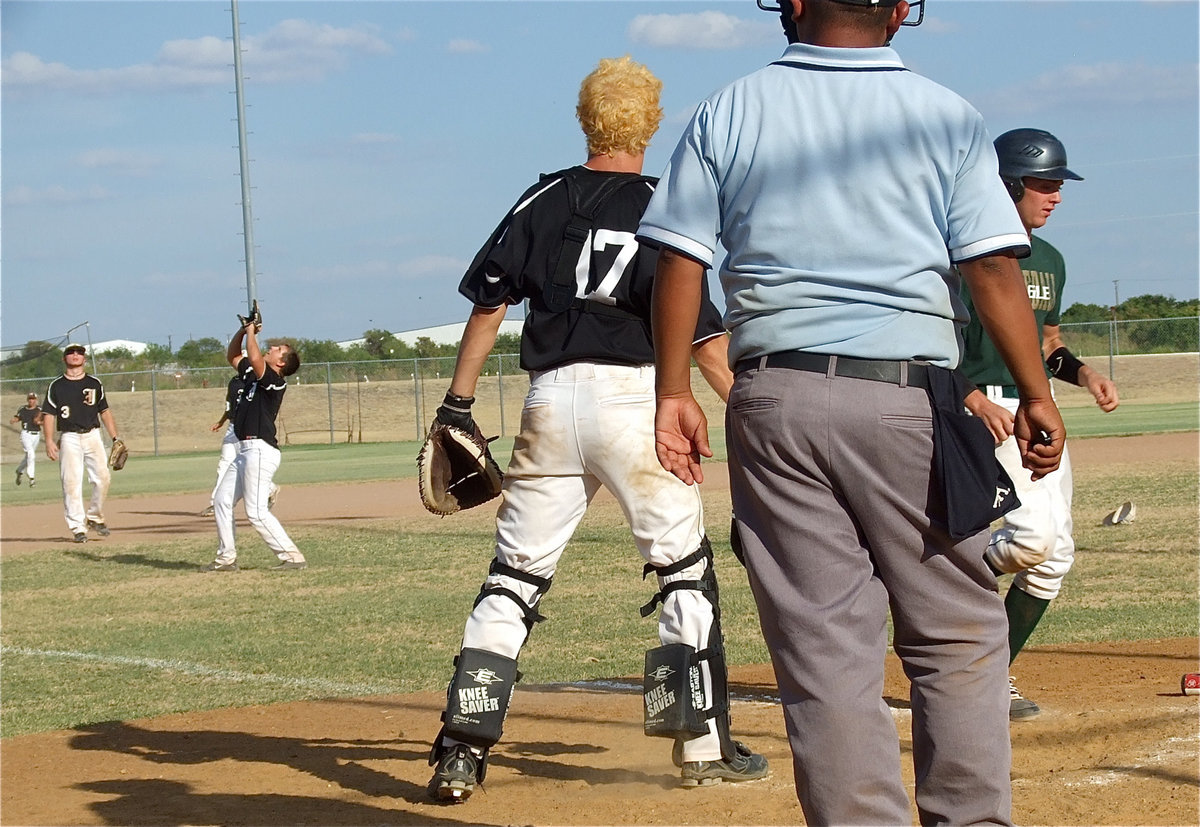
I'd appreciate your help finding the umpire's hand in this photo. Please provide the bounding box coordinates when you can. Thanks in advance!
[1014,398,1065,481]
[655,394,711,486]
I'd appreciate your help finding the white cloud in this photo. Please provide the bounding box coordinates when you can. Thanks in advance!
[0,19,391,96]
[627,11,776,50]
[447,39,489,54]
[76,149,162,177]
[3,184,111,207]
[985,60,1199,114]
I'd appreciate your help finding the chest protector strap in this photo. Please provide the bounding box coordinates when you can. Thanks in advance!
[542,168,653,318]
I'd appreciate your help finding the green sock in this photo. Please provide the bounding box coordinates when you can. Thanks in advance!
[1005,587,1051,665]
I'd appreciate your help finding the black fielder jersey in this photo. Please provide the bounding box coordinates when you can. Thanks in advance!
[14,406,41,432]
[224,375,246,418]
[42,374,108,433]
[232,357,286,448]
[460,165,725,372]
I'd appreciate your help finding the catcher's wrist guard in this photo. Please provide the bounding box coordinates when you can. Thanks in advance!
[437,391,477,432]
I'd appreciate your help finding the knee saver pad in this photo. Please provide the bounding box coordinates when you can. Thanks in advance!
[643,642,731,743]
[441,648,520,750]
[644,643,709,741]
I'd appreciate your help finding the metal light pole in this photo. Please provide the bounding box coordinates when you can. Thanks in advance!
[231,0,257,313]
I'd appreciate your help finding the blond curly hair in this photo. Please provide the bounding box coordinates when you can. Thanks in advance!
[577,56,663,157]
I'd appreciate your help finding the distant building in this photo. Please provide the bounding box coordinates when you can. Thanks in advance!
[91,339,149,356]
[338,319,525,349]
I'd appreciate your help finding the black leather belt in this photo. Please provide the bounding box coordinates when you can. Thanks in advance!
[734,352,933,389]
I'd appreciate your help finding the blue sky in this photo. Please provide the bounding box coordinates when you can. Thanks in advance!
[2,0,1197,351]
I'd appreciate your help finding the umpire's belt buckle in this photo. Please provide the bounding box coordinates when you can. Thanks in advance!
[734,351,933,389]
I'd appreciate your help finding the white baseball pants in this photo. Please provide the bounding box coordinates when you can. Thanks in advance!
[986,389,1075,600]
[208,423,239,507]
[58,429,110,534]
[459,362,725,762]
[18,430,40,480]
[213,439,303,565]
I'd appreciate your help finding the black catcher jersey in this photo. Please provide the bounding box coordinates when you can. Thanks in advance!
[42,374,108,433]
[460,165,724,371]
[232,358,287,448]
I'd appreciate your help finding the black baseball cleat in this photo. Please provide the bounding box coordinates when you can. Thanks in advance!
[269,560,307,571]
[28,478,35,488]
[73,532,88,544]
[202,561,239,572]
[1008,676,1041,720]
[428,744,480,803]
[680,741,769,787]
[87,519,111,537]
[15,470,21,486]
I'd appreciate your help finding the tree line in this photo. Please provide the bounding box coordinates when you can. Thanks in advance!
[3,295,1196,381]
[0,329,523,381]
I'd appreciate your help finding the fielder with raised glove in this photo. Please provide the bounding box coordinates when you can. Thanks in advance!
[418,392,503,516]
[108,438,128,471]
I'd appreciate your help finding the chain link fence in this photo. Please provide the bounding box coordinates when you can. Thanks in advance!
[4,318,1196,461]
[1059,316,1199,358]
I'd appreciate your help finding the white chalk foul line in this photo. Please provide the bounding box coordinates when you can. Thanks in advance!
[2,646,399,697]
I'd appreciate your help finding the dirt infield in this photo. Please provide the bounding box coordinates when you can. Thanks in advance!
[2,433,1198,825]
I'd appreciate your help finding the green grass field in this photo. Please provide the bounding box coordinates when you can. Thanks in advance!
[1,406,1196,737]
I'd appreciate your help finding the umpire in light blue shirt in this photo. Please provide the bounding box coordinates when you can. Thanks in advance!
[639,0,1066,824]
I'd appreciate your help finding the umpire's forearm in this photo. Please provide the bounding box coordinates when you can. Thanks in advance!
[652,248,705,400]
[959,253,1053,401]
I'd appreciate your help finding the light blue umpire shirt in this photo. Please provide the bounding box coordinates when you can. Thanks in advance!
[638,42,1029,368]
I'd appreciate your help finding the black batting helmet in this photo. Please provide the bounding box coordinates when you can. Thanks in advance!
[994,128,1083,202]
[756,0,925,39]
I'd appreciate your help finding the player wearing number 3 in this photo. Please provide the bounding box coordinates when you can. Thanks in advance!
[42,343,121,543]
[425,56,767,804]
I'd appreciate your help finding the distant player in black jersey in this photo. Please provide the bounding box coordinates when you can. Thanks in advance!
[12,391,44,487]
[425,56,767,804]
[42,344,122,542]
[204,315,304,572]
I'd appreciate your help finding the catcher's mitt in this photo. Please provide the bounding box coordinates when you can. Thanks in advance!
[417,423,503,516]
[109,438,129,471]
[237,300,263,333]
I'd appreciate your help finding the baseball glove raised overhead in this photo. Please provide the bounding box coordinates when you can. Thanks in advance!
[237,299,263,333]
[109,438,129,471]
[417,423,503,516]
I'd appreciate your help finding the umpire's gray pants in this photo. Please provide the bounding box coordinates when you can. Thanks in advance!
[727,365,1012,827]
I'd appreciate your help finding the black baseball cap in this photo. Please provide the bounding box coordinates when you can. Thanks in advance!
[64,343,86,355]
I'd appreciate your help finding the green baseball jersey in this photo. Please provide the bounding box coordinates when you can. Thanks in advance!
[959,234,1065,387]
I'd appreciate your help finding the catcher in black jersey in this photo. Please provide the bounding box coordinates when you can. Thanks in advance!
[425,56,767,804]
[42,343,122,542]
